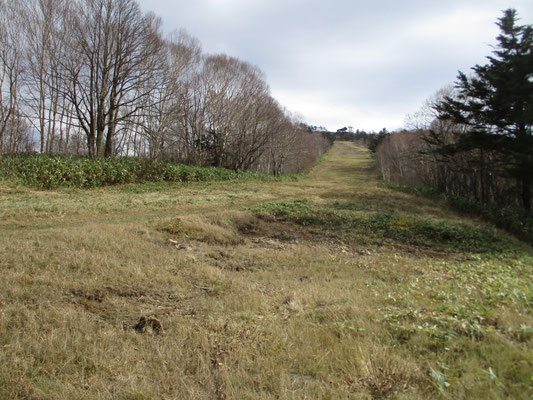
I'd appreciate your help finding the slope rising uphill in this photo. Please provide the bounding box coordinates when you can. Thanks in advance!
[0,142,531,400]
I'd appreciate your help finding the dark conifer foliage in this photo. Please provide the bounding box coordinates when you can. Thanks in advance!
[432,9,533,209]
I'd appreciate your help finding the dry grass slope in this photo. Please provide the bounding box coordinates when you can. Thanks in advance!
[0,142,531,399]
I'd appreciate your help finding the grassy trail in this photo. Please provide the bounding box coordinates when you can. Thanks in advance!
[0,142,531,399]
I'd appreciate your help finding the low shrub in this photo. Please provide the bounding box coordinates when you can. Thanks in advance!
[0,154,280,189]
[251,199,510,252]
[382,182,533,245]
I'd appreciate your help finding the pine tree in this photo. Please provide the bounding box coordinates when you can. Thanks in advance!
[433,9,533,209]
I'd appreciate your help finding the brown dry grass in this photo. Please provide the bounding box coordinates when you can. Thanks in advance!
[0,142,531,399]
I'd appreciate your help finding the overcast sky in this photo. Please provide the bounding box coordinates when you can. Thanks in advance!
[138,0,533,132]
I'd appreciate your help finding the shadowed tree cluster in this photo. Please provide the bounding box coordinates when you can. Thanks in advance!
[376,9,532,210]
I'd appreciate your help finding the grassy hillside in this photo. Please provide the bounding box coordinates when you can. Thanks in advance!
[0,142,531,399]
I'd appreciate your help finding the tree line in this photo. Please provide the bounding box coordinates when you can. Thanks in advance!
[375,9,532,210]
[0,0,330,174]
[309,126,375,147]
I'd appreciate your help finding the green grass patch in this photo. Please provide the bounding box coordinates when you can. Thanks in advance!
[382,182,533,245]
[329,200,364,211]
[378,253,533,395]
[381,182,441,199]
[0,154,281,189]
[251,199,512,252]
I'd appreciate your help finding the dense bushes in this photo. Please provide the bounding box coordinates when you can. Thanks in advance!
[375,129,527,208]
[0,154,279,189]
[376,131,533,243]
[383,182,533,244]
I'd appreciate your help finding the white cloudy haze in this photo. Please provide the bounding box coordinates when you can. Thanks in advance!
[138,0,533,132]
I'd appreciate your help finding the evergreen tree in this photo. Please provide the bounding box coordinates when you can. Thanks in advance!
[433,9,533,209]
[368,128,390,154]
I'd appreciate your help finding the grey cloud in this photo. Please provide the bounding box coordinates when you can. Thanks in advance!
[139,0,533,131]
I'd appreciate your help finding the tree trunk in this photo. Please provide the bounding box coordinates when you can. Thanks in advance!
[96,106,106,157]
[523,176,531,210]
[104,119,116,157]
[104,100,118,157]
[87,132,96,158]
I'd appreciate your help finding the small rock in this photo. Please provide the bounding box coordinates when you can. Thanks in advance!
[289,372,314,382]
[133,316,163,334]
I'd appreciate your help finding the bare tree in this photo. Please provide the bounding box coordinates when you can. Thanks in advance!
[0,0,24,152]
[62,0,161,157]
[20,0,72,154]
[138,30,202,160]
[260,109,295,175]
[199,54,277,169]
[1,0,331,174]
[227,93,281,171]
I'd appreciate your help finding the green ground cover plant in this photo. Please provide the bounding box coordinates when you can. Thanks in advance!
[383,182,533,244]
[251,199,511,252]
[0,154,279,189]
